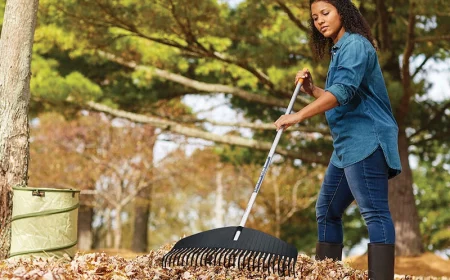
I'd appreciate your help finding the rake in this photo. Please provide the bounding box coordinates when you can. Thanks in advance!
[162,77,306,276]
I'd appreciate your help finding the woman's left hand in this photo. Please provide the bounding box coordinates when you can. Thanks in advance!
[274,113,303,131]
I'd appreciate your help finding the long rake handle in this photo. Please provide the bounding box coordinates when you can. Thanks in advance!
[234,77,305,241]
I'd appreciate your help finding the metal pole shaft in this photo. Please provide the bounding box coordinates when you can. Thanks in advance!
[234,81,303,240]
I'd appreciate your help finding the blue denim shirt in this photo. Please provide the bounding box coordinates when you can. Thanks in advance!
[324,32,401,178]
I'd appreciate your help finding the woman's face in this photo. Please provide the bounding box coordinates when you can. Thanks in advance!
[311,1,345,43]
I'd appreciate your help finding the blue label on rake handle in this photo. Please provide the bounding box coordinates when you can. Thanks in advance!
[254,156,272,193]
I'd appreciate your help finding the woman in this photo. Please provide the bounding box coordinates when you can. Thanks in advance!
[274,0,401,279]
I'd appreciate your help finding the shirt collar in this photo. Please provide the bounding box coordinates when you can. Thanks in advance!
[331,31,350,50]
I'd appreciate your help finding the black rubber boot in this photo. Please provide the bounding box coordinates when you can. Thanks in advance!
[368,243,395,280]
[315,242,343,261]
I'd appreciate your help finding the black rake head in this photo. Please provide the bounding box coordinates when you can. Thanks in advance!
[162,226,298,276]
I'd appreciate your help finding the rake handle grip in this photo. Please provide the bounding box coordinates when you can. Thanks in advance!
[234,74,305,240]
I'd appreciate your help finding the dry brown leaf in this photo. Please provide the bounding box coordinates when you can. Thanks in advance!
[0,246,445,280]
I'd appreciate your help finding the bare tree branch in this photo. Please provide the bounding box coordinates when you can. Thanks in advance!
[409,100,450,142]
[98,51,310,108]
[197,119,330,135]
[415,34,450,43]
[412,55,431,79]
[275,1,309,32]
[86,101,329,164]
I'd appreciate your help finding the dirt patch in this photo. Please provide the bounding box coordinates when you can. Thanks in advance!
[346,252,450,277]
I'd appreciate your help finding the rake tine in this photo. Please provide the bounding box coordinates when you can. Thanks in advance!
[199,248,209,265]
[193,248,201,265]
[162,251,168,267]
[167,249,178,266]
[285,256,290,276]
[236,249,246,269]
[201,248,211,266]
[277,254,282,275]
[181,248,192,266]
[253,252,263,270]
[224,249,232,267]
[253,252,263,271]
[227,248,236,266]
[286,257,290,276]
[218,248,228,266]
[272,254,278,274]
[287,256,292,276]
[189,248,201,266]
[174,248,187,266]
[235,249,242,268]
[242,250,252,269]
[182,248,194,266]
[286,257,291,276]
[207,248,217,265]
[262,252,268,272]
[177,248,187,266]
[230,249,238,267]
[198,248,208,266]
[187,248,199,266]
[289,256,296,277]
[268,253,274,273]
[230,249,239,267]
[280,255,286,276]
[260,252,268,272]
[222,248,232,267]
[170,248,181,266]
[163,248,177,266]
[168,249,180,265]
[213,248,225,265]
[237,249,244,267]
[238,250,246,269]
[288,256,293,277]
[247,250,255,270]
[195,247,205,266]
[205,248,217,265]
[200,248,211,265]
[267,253,274,274]
[261,253,267,272]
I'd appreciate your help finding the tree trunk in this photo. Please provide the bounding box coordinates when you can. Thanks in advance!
[131,187,151,252]
[273,181,281,239]
[388,129,424,256]
[114,205,122,249]
[0,0,39,260]
[105,209,113,248]
[131,127,156,252]
[77,204,93,251]
[214,170,224,228]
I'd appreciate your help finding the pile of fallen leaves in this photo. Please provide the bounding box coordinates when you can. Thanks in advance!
[0,244,434,279]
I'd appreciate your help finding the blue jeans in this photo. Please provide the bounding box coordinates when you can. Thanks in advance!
[316,147,395,244]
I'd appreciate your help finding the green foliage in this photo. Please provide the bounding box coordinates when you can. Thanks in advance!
[281,207,318,254]
[0,0,5,32]
[29,54,102,116]
[414,154,450,251]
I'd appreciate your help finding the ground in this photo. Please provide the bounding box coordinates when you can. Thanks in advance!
[3,248,448,279]
[99,248,450,278]
[345,252,450,278]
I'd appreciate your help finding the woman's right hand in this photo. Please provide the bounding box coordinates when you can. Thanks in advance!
[295,69,315,96]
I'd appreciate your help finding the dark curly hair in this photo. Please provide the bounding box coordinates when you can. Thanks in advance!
[309,0,376,60]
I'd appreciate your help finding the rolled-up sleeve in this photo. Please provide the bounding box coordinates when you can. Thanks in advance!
[325,40,370,105]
